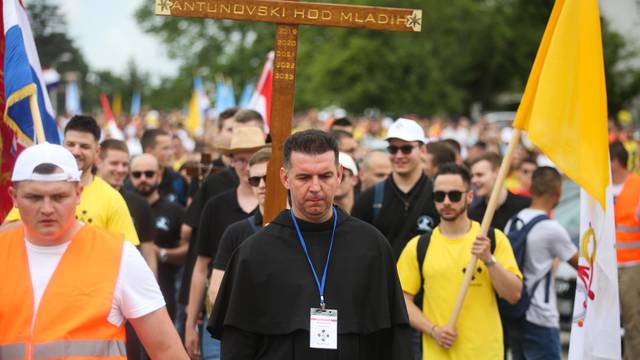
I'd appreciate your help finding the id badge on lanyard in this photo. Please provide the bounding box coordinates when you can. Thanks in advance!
[310,308,338,349]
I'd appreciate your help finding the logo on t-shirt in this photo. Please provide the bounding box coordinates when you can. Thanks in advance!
[156,216,170,231]
[417,215,435,233]
[462,265,484,284]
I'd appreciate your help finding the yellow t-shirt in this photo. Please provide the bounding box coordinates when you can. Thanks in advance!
[5,176,140,246]
[397,221,521,360]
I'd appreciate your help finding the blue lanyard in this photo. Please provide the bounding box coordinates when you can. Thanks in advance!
[290,207,337,310]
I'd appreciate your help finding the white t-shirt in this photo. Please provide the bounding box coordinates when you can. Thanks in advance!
[505,209,578,328]
[25,237,165,327]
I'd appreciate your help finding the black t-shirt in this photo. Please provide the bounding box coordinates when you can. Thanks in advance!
[121,190,155,243]
[150,197,185,319]
[180,167,239,304]
[351,175,439,260]
[213,211,263,270]
[468,191,531,231]
[158,167,188,206]
[151,197,185,249]
[196,189,256,260]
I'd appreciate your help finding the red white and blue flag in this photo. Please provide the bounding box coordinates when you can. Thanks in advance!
[1,0,60,221]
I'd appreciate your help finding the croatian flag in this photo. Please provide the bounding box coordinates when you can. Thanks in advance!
[1,0,59,221]
[2,0,59,144]
[249,51,273,128]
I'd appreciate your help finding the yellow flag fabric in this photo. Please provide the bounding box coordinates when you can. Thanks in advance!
[112,93,122,117]
[512,0,608,208]
[186,91,201,135]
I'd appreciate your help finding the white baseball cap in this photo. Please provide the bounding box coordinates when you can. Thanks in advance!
[338,152,358,176]
[11,143,82,182]
[385,118,426,143]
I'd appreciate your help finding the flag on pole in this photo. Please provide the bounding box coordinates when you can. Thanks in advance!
[130,91,141,117]
[512,0,621,358]
[249,51,274,128]
[185,76,210,136]
[100,93,124,140]
[112,93,122,118]
[239,83,254,108]
[215,78,236,114]
[65,80,81,115]
[1,0,60,221]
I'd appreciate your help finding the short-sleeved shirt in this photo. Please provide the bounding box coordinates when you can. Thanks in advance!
[196,189,256,260]
[122,190,155,243]
[212,211,263,270]
[397,221,522,360]
[505,209,577,328]
[6,176,140,245]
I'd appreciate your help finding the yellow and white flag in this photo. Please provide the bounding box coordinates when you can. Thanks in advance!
[512,0,620,358]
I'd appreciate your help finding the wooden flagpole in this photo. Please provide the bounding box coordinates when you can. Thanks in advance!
[444,128,522,329]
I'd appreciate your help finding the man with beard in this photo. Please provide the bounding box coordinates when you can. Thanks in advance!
[397,163,522,360]
[210,130,412,359]
[2,116,139,247]
[130,154,187,321]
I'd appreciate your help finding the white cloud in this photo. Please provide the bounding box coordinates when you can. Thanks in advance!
[48,0,179,80]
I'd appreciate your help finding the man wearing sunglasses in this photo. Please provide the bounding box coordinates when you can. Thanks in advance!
[185,126,266,360]
[206,148,272,320]
[397,163,522,360]
[130,154,187,323]
[352,118,438,260]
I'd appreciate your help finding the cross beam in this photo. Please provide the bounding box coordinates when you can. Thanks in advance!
[156,0,422,223]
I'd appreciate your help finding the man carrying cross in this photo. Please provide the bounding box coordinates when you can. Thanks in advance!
[208,130,412,359]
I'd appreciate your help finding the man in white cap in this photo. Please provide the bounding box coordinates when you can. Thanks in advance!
[335,152,359,213]
[352,118,439,260]
[0,143,188,359]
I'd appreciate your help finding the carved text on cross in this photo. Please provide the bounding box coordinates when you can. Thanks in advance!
[156,0,422,222]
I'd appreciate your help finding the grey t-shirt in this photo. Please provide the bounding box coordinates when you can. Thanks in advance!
[505,208,578,328]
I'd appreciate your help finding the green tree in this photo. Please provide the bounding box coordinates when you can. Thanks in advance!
[135,0,640,116]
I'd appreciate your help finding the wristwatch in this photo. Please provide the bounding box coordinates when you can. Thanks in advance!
[483,255,497,267]
[159,248,168,263]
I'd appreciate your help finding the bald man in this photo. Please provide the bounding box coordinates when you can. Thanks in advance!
[130,154,187,321]
[359,150,392,191]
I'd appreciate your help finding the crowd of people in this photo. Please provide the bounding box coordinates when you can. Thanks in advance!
[1,106,639,360]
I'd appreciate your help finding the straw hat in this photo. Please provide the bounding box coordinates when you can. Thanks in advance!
[221,127,268,155]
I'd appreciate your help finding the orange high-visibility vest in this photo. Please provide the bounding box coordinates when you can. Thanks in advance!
[0,225,126,360]
[615,173,640,266]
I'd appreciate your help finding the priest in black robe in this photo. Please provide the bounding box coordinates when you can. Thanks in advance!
[208,129,412,359]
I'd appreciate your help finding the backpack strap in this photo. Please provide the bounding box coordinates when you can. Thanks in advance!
[414,231,432,307]
[489,227,496,254]
[372,181,385,220]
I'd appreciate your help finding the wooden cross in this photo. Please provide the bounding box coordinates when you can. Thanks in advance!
[156,0,422,223]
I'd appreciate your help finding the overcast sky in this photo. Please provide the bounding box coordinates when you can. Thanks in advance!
[51,0,179,81]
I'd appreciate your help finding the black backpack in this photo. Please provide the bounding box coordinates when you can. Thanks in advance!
[498,214,552,320]
[414,228,496,305]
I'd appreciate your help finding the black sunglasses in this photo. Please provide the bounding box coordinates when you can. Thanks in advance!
[433,190,466,203]
[131,171,156,179]
[248,175,267,187]
[387,145,416,155]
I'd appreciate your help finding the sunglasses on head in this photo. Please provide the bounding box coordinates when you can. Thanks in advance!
[248,175,267,187]
[433,190,466,203]
[131,171,156,179]
[387,145,415,155]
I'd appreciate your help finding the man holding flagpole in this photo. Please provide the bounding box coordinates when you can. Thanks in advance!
[508,0,621,358]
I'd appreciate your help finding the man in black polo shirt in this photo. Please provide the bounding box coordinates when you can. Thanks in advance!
[207,148,271,308]
[468,152,531,231]
[352,118,439,260]
[184,126,266,360]
[130,154,187,321]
